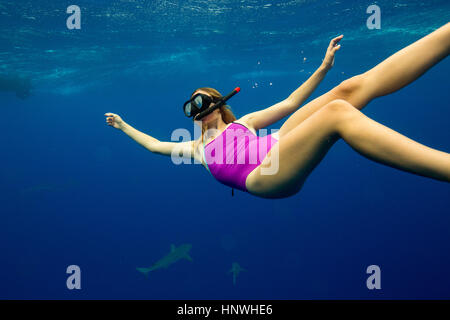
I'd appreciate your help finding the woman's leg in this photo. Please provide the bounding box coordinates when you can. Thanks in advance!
[278,22,450,137]
[247,100,450,199]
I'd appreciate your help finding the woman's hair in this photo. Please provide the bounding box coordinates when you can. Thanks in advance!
[190,87,237,124]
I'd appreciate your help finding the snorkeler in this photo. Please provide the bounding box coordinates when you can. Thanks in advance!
[105,23,450,199]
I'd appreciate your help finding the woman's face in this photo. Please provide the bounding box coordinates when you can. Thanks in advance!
[192,90,220,123]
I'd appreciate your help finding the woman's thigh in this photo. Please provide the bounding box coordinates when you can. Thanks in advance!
[278,74,369,139]
[246,102,346,198]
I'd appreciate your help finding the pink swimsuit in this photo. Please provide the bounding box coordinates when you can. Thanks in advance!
[203,122,278,192]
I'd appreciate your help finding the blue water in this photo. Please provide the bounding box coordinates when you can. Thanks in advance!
[0,0,449,299]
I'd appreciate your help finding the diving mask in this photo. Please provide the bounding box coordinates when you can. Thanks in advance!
[183,87,240,120]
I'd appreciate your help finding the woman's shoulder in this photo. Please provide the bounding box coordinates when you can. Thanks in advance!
[233,118,257,135]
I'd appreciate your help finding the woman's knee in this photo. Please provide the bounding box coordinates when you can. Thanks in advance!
[319,99,359,129]
[333,74,367,100]
[322,99,356,115]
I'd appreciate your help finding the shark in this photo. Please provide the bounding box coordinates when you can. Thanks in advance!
[136,243,193,277]
[229,262,246,286]
[0,74,32,99]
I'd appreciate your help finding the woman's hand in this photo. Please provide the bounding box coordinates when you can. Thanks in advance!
[322,34,343,71]
[105,113,126,130]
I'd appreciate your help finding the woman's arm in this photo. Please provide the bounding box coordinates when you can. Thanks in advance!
[241,35,343,130]
[105,113,194,158]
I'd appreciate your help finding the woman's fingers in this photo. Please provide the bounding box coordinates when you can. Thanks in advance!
[331,44,341,53]
[105,113,116,123]
[105,113,123,129]
[105,113,115,126]
[326,35,343,56]
[329,34,343,49]
[332,34,344,44]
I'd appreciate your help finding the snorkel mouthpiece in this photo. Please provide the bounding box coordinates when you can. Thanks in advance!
[194,87,241,121]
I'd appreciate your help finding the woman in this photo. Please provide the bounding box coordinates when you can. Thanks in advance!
[105,23,450,199]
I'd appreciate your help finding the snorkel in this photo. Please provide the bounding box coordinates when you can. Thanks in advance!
[193,87,240,121]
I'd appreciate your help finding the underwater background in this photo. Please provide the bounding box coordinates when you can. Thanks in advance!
[0,0,449,299]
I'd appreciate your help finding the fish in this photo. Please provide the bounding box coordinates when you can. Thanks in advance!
[136,243,193,277]
[0,73,32,99]
[229,262,246,286]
